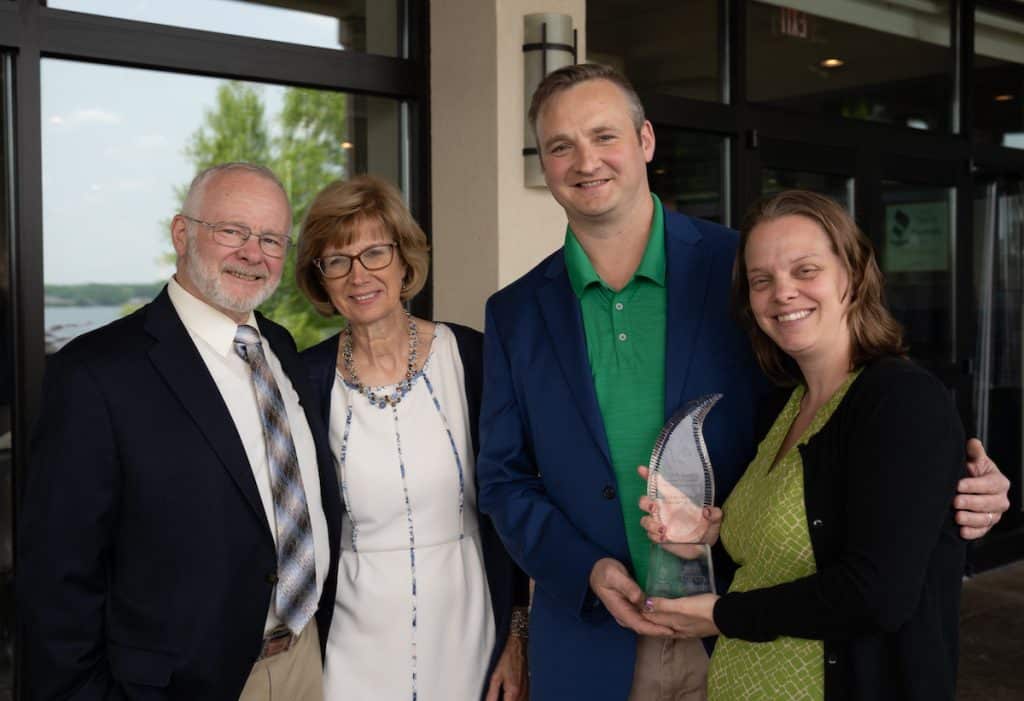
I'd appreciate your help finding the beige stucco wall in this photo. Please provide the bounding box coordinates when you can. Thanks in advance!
[431,0,585,329]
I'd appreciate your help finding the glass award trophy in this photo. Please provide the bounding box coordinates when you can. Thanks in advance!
[645,393,722,598]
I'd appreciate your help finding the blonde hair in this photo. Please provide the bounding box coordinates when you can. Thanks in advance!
[296,175,429,316]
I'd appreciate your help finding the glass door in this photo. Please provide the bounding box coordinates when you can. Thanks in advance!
[878,180,956,370]
[973,173,1024,516]
[755,136,856,213]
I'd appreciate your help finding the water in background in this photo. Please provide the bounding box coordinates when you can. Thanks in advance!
[45,305,123,352]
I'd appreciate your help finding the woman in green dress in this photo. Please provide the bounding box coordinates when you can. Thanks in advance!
[640,190,966,701]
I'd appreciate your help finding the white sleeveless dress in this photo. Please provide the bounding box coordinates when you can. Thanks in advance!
[322,324,495,700]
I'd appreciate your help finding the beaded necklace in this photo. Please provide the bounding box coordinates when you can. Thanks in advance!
[342,311,418,409]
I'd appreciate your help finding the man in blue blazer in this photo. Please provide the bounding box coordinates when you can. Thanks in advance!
[477,64,1010,700]
[18,163,342,699]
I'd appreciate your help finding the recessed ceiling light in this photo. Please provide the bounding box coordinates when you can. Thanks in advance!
[820,58,845,69]
[995,94,1015,102]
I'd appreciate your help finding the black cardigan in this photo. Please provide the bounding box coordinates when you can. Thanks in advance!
[713,357,966,701]
[301,323,530,695]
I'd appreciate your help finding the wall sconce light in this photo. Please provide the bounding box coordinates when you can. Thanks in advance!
[523,13,577,188]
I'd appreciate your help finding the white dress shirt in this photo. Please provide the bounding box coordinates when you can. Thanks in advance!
[168,277,330,635]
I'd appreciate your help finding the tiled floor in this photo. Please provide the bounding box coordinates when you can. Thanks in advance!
[958,561,1024,700]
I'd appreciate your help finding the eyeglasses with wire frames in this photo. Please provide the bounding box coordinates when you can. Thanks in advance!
[180,215,292,259]
[314,243,398,279]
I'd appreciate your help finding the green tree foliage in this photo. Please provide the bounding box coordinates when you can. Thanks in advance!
[179,82,348,349]
[185,81,272,171]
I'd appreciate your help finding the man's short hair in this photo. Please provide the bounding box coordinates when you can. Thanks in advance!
[527,63,646,138]
[182,162,292,225]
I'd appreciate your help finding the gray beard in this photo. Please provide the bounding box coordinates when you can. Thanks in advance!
[181,232,278,316]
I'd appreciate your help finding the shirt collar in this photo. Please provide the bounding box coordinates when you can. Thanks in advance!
[564,194,667,299]
[167,276,259,357]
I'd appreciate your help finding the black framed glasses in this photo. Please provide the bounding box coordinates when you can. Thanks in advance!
[314,243,398,279]
[181,215,292,259]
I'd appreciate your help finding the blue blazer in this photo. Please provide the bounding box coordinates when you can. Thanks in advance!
[477,208,769,700]
[302,323,529,696]
[17,288,343,700]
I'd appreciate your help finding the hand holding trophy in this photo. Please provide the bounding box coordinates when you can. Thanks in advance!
[642,394,722,599]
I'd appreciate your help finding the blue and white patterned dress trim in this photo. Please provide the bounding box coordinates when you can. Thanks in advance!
[423,372,466,540]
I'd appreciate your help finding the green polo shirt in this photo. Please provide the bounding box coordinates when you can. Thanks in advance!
[564,194,667,589]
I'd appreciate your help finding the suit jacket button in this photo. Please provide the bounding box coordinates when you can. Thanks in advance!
[266,572,279,584]
[602,486,616,500]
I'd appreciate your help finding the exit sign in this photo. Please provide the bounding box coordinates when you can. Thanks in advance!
[778,7,809,39]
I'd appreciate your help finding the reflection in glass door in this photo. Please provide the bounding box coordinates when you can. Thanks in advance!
[649,129,728,224]
[974,177,1023,513]
[761,168,854,212]
[879,181,955,369]
[0,51,13,699]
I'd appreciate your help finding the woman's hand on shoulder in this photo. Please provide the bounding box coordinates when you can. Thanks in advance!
[486,632,528,701]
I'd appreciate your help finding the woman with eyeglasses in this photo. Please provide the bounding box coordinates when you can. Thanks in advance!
[295,175,529,701]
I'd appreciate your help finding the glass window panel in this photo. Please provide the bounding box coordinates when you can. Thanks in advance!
[588,0,722,102]
[47,0,403,57]
[42,59,404,351]
[0,53,12,701]
[974,7,1024,149]
[747,1,952,131]
[880,181,954,368]
[648,129,727,224]
[972,176,1023,512]
[761,168,853,211]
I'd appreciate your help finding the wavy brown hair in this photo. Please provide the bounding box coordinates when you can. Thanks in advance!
[732,190,906,386]
[296,175,430,317]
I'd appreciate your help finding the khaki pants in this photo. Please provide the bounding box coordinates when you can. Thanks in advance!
[628,636,708,701]
[239,625,323,701]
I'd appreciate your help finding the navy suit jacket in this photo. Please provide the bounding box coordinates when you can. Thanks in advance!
[17,288,343,700]
[302,323,529,697]
[477,207,770,700]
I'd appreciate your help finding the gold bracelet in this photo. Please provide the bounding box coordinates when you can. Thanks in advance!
[510,606,529,639]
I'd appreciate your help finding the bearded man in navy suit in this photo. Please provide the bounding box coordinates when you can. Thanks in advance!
[18,163,342,699]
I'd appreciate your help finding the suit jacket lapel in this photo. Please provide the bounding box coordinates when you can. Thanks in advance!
[144,289,271,536]
[664,212,711,419]
[536,253,613,467]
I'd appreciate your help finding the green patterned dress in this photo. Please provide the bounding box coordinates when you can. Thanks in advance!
[707,370,861,700]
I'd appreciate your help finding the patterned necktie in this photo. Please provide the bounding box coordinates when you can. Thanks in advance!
[234,324,318,634]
